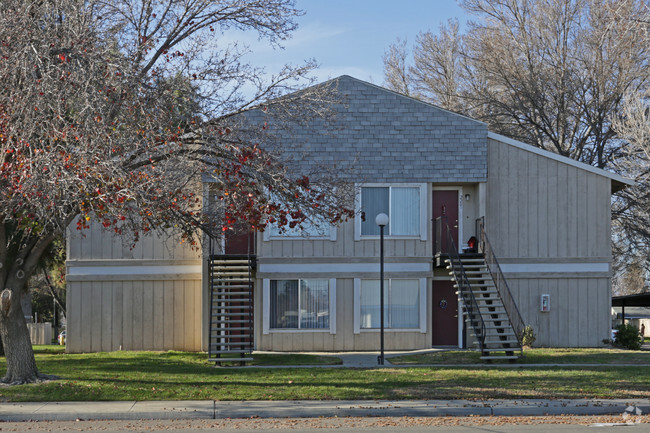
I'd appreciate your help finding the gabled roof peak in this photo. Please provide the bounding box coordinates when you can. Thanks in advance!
[324,75,486,127]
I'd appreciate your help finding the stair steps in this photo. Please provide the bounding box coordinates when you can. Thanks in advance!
[208,254,255,366]
[445,256,522,362]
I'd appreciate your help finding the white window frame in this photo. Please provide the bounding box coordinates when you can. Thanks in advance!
[263,278,336,334]
[353,278,427,334]
[260,185,338,242]
[354,183,428,241]
[262,221,337,241]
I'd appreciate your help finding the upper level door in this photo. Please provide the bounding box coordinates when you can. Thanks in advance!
[432,189,459,253]
[224,230,256,255]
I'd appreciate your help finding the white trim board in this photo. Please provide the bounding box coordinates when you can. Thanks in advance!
[498,262,609,273]
[258,262,431,274]
[67,265,202,276]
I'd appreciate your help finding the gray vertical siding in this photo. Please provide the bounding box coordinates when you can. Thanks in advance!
[260,219,430,259]
[67,279,202,353]
[486,138,611,259]
[486,138,613,346]
[507,277,610,347]
[66,224,202,353]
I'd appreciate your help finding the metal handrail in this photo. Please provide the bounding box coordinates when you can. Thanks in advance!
[476,217,525,346]
[208,236,217,360]
[246,233,254,352]
[436,216,486,352]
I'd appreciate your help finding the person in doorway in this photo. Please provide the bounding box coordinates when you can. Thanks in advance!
[641,323,646,338]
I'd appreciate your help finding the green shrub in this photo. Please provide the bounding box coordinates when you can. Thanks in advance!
[520,325,536,347]
[614,324,643,350]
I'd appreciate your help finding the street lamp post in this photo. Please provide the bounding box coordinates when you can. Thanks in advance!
[375,213,389,365]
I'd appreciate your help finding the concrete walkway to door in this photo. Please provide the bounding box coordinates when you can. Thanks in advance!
[253,348,457,368]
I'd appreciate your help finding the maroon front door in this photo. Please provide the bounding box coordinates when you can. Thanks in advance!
[224,230,255,255]
[432,280,459,346]
[432,190,459,253]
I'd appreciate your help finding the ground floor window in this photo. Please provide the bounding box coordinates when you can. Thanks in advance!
[360,279,420,329]
[270,279,329,329]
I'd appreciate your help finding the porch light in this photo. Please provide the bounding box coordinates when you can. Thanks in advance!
[376,213,389,365]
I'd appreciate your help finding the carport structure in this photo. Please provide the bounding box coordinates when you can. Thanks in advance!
[612,293,650,322]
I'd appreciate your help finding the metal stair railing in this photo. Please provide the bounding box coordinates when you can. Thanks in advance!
[208,236,217,360]
[436,216,486,352]
[476,217,525,346]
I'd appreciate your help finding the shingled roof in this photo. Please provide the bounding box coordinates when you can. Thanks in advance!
[259,75,489,184]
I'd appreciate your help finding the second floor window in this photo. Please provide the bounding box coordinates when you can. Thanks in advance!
[267,218,331,238]
[361,186,420,236]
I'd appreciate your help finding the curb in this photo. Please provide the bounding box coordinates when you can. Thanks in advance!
[1,399,648,422]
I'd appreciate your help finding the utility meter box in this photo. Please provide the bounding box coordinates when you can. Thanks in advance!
[540,294,550,312]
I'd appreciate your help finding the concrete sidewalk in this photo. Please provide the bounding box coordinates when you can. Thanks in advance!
[1,399,648,422]
[245,349,650,369]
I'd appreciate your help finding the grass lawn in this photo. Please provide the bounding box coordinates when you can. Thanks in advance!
[0,346,648,402]
[389,347,650,365]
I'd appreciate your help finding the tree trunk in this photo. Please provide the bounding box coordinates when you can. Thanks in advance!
[0,287,40,384]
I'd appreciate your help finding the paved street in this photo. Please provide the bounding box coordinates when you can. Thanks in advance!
[0,416,649,432]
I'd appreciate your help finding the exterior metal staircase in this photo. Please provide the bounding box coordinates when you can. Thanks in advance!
[208,254,255,365]
[447,255,522,361]
[436,217,524,362]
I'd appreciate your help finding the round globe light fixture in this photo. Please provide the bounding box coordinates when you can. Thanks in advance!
[375,213,389,227]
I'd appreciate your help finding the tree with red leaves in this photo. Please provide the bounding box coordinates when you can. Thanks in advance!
[0,0,352,384]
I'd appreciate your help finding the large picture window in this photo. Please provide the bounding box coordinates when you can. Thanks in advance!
[360,279,420,329]
[360,186,420,236]
[270,279,330,329]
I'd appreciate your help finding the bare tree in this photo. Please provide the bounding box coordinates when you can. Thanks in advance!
[612,88,650,274]
[386,0,650,168]
[613,258,648,295]
[410,19,465,113]
[0,0,352,384]
[383,38,414,97]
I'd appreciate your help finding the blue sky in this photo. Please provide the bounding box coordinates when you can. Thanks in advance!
[241,0,469,86]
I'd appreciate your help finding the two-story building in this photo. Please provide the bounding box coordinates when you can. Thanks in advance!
[66,76,631,361]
